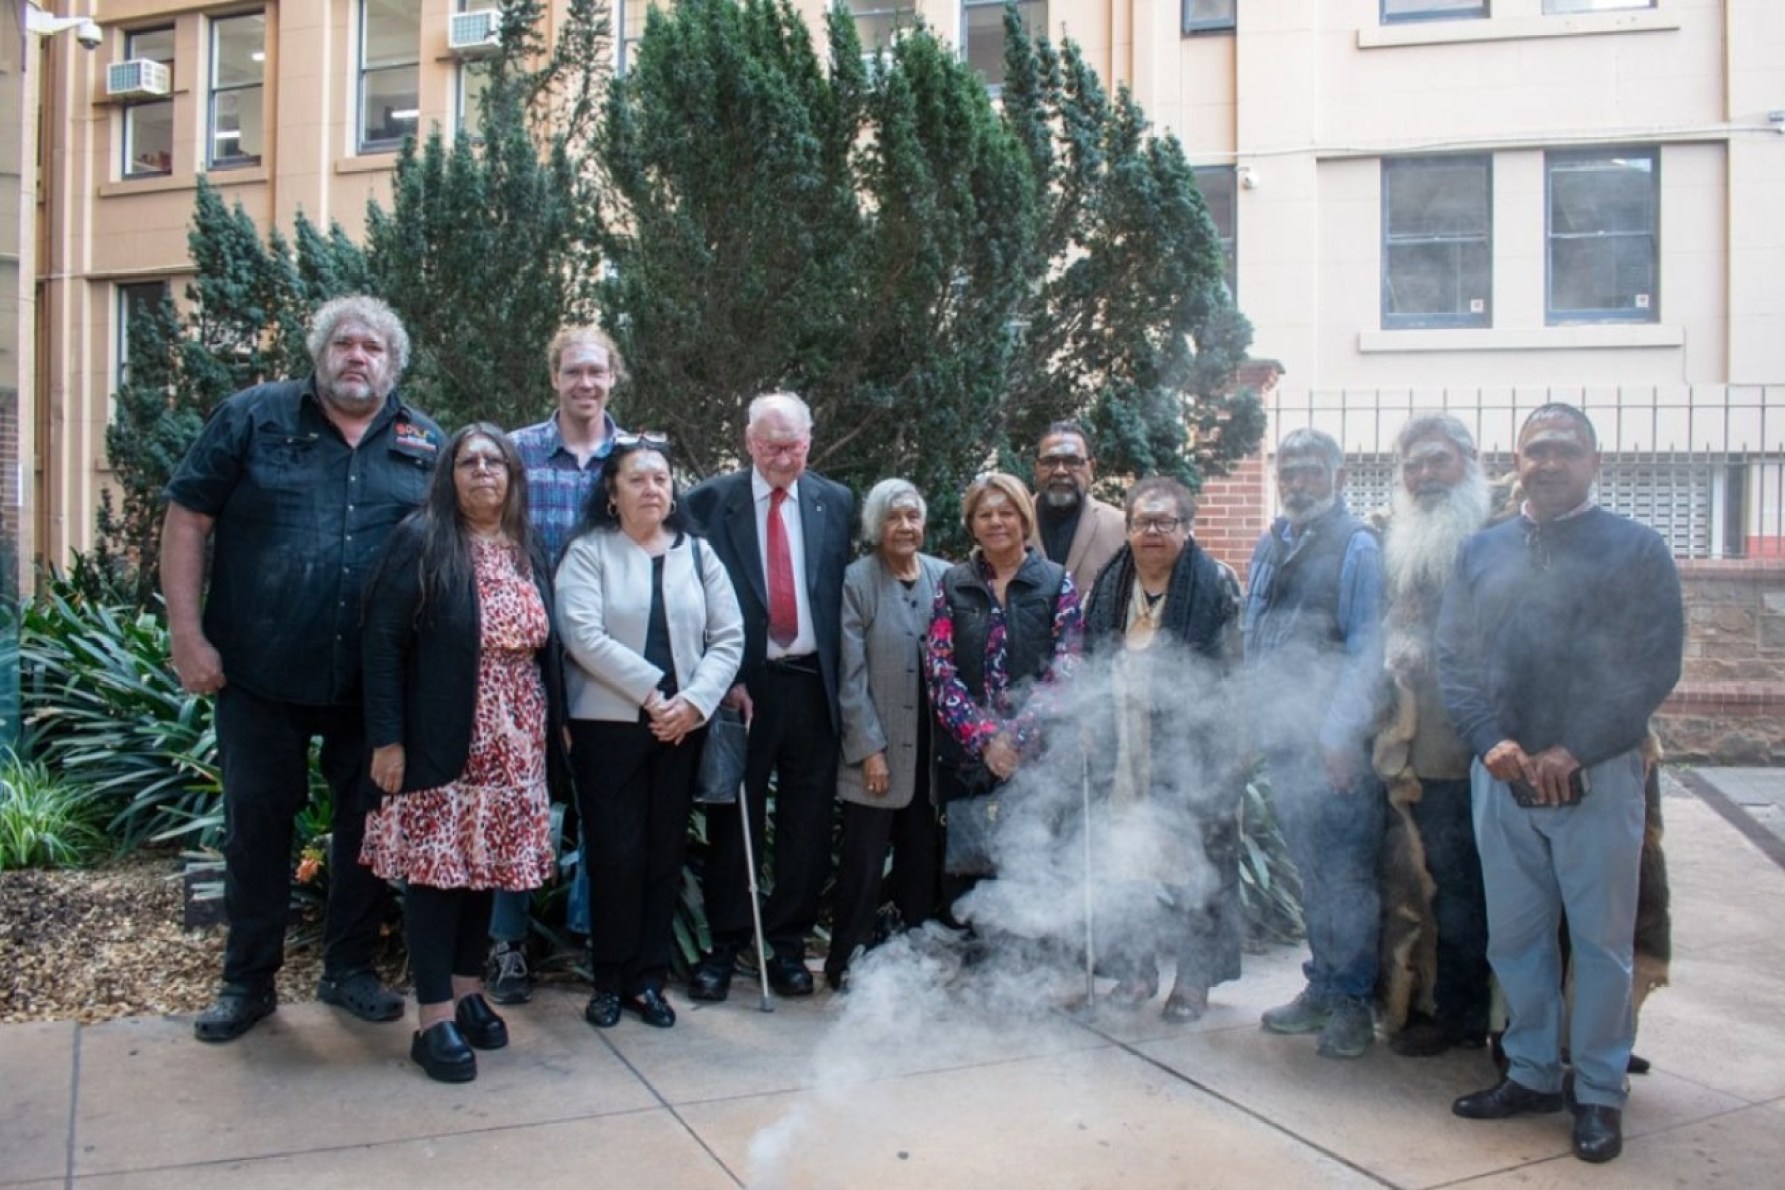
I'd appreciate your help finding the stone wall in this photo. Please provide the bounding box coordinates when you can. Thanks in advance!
[1655,560,1785,764]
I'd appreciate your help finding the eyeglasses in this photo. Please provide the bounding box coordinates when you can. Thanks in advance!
[1037,454,1088,471]
[1130,516,1187,536]
[455,452,506,472]
[612,431,670,450]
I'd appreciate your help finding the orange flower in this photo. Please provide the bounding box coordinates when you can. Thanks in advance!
[295,853,323,884]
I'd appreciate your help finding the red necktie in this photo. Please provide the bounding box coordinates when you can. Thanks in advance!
[768,487,798,647]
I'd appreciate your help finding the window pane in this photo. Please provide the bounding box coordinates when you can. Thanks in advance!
[1193,166,1237,298]
[1186,0,1236,32]
[459,61,490,139]
[850,1,917,51]
[963,0,1044,90]
[125,101,174,176]
[213,14,265,89]
[1382,0,1486,21]
[1382,156,1491,327]
[211,88,264,165]
[1545,0,1652,12]
[361,67,420,148]
[117,281,170,388]
[127,27,175,65]
[364,0,422,70]
[1547,149,1658,321]
[617,0,655,74]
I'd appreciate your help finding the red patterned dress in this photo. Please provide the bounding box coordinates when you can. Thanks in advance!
[361,538,556,890]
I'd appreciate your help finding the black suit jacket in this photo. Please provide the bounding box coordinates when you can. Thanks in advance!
[362,516,568,796]
[683,468,854,734]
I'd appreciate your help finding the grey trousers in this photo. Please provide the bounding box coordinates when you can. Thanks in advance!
[1472,748,1645,1108]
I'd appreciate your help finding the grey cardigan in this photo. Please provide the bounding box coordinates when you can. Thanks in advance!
[555,529,745,725]
[837,551,949,809]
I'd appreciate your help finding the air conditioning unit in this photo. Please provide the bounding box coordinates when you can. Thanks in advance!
[448,9,502,56]
[106,58,171,101]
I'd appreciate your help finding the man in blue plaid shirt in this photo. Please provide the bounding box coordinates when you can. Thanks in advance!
[486,325,625,1002]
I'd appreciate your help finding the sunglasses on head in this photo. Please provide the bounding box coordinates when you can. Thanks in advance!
[613,431,670,449]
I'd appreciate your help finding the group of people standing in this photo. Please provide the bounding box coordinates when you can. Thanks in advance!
[163,295,1682,1167]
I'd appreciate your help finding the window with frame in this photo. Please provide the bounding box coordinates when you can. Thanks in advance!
[1381,155,1492,329]
[360,0,421,152]
[850,0,917,56]
[962,0,1045,91]
[1547,148,1658,324]
[1545,0,1652,12]
[1184,0,1236,35]
[1381,0,1486,22]
[117,281,172,389]
[122,27,175,178]
[616,0,652,75]
[1193,166,1238,299]
[456,0,491,138]
[209,13,265,168]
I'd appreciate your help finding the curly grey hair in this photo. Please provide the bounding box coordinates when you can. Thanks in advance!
[860,478,927,548]
[306,295,411,382]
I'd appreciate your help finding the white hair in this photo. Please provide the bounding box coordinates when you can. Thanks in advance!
[1384,462,1491,596]
[747,390,813,433]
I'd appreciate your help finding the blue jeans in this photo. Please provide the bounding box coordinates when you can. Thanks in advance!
[1473,750,1645,1108]
[489,837,589,942]
[1267,751,1384,1002]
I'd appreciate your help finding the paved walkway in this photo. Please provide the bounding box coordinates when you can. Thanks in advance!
[5,770,1784,1189]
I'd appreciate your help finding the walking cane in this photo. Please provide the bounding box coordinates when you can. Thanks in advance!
[1081,749,1096,1010]
[735,779,776,1013]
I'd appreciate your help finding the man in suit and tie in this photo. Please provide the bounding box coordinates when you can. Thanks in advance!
[682,391,856,1000]
[1031,421,1128,592]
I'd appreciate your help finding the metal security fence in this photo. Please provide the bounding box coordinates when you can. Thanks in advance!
[1262,386,1785,560]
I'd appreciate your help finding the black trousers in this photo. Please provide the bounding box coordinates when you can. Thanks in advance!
[405,886,493,1004]
[828,791,942,978]
[214,684,390,989]
[574,718,703,995]
[1412,775,1492,1036]
[703,665,839,961]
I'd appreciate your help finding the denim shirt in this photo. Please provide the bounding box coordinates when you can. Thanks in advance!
[165,378,444,706]
[1242,501,1385,759]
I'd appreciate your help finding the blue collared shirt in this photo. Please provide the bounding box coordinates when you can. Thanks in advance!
[511,410,620,564]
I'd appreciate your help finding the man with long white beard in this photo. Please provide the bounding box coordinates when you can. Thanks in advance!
[1372,414,1493,1058]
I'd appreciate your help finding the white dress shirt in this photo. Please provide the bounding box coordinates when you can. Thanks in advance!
[751,468,817,657]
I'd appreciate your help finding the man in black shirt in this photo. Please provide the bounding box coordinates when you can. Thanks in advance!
[163,295,445,1042]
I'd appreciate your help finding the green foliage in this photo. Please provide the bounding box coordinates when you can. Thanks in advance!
[0,750,107,870]
[367,0,608,432]
[1239,771,1306,945]
[18,573,222,848]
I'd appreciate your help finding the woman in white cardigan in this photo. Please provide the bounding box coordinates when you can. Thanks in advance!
[556,436,743,1030]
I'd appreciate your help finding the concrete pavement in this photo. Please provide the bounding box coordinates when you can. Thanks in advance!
[4,771,1784,1189]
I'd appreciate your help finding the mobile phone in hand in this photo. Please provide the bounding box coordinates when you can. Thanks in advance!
[1509,767,1590,808]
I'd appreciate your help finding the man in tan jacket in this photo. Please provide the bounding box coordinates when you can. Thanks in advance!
[1030,420,1128,591]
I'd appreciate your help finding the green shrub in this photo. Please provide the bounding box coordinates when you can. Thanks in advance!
[0,751,107,870]
[1239,771,1306,945]
[19,577,222,848]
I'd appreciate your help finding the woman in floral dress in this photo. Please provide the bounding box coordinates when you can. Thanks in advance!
[361,423,562,1083]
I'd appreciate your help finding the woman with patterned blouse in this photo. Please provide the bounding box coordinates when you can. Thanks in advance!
[924,472,1082,907]
[361,424,562,1084]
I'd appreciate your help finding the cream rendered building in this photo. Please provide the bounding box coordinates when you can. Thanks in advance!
[19,0,1785,580]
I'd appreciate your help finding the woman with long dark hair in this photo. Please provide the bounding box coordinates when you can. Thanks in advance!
[557,435,743,1030]
[360,423,562,1083]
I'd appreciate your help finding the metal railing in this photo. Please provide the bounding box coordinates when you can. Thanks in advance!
[1262,385,1785,560]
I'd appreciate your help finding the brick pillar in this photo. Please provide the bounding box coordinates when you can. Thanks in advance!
[1195,359,1284,580]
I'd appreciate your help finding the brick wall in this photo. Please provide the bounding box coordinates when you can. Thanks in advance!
[1195,453,1269,577]
[1656,559,1785,764]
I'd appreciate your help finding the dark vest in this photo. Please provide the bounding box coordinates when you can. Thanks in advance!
[1251,505,1372,663]
[936,550,1066,766]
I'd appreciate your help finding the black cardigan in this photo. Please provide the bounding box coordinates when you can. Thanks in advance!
[361,516,568,798]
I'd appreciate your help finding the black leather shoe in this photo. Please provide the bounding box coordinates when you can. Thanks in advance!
[585,990,622,1028]
[688,952,735,1002]
[193,986,277,1043]
[1572,1105,1622,1163]
[1453,1078,1567,1120]
[624,988,677,1028]
[453,993,508,1050]
[410,1021,476,1083]
[767,955,814,997]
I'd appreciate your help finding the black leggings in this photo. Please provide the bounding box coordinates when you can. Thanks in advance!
[405,885,494,1005]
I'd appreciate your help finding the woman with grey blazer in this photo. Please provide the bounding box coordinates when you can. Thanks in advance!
[826,478,951,992]
[556,436,744,1030]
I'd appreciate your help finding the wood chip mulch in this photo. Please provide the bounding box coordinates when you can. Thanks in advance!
[0,850,407,1025]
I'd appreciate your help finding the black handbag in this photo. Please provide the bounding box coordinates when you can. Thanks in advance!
[942,765,1004,876]
[694,704,748,805]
